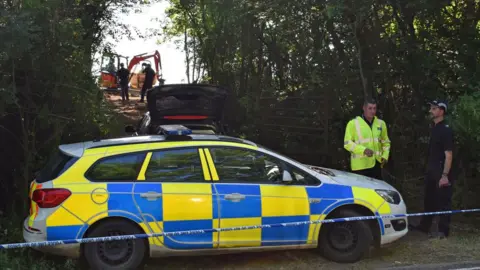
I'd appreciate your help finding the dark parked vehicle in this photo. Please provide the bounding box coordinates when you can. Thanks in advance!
[126,84,229,135]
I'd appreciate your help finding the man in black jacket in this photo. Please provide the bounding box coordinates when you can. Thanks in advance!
[412,99,455,239]
[139,64,155,103]
[116,63,130,101]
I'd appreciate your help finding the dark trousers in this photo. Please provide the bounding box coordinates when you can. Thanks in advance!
[418,170,453,236]
[140,82,152,101]
[353,162,383,180]
[120,82,129,101]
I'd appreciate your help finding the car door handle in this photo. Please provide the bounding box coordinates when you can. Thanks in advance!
[224,193,245,202]
[309,198,321,204]
[140,191,162,201]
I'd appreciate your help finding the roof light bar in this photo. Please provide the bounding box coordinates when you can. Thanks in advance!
[158,125,192,136]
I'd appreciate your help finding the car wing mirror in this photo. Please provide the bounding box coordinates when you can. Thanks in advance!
[282,170,293,183]
[125,125,137,134]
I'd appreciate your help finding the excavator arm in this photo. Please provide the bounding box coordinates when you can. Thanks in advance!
[127,50,163,80]
[126,50,163,89]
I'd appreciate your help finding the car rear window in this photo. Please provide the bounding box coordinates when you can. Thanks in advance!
[85,153,146,182]
[36,150,79,183]
[155,95,213,111]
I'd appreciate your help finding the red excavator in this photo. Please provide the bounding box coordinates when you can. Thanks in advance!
[98,51,129,89]
[98,50,164,90]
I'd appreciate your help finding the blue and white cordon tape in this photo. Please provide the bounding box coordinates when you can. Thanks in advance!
[2,208,480,250]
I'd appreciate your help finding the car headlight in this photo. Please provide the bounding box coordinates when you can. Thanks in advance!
[375,189,401,204]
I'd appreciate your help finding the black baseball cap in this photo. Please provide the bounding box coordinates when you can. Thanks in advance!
[428,99,448,112]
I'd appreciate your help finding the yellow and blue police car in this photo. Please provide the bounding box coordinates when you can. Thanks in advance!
[24,125,408,269]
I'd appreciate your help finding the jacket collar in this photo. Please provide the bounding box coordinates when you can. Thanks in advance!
[360,115,377,124]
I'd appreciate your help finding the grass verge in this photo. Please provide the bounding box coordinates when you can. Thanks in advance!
[0,217,76,270]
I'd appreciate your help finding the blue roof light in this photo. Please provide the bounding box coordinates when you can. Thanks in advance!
[158,125,192,136]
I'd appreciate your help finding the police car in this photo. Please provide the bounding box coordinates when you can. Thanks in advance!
[24,125,408,269]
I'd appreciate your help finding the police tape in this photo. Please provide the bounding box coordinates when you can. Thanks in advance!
[2,208,480,250]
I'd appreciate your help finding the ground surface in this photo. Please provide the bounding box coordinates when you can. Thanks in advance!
[142,217,480,269]
[103,88,147,125]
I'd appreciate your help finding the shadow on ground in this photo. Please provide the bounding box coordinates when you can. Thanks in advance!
[144,217,480,269]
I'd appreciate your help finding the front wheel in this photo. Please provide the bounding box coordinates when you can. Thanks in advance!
[82,219,148,270]
[318,209,373,263]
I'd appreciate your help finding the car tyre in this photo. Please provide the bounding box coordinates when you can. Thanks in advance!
[82,219,148,270]
[318,209,373,263]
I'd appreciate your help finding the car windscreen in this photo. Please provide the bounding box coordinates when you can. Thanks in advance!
[36,150,79,183]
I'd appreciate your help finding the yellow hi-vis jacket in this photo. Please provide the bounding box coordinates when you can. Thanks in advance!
[344,116,391,171]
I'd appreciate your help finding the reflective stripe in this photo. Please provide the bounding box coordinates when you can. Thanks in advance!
[354,119,364,141]
[354,119,379,144]
[345,140,357,151]
[352,152,382,159]
[358,138,379,144]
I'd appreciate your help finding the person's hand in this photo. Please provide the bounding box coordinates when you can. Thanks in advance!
[439,175,450,187]
[364,149,374,157]
[380,158,387,166]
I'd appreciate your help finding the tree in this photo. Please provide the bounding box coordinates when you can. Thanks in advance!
[0,0,146,214]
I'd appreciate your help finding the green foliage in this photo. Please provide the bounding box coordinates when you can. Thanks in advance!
[0,0,148,213]
[452,91,480,146]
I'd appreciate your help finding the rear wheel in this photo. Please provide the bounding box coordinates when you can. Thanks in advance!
[318,209,373,263]
[82,219,148,270]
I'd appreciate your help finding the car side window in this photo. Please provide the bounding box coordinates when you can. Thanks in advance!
[87,153,146,181]
[208,147,319,186]
[288,166,320,186]
[145,148,205,182]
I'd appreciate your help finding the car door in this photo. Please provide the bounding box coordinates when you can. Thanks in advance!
[133,147,217,250]
[204,146,316,247]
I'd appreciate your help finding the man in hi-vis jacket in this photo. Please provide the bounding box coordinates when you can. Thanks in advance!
[344,98,391,180]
